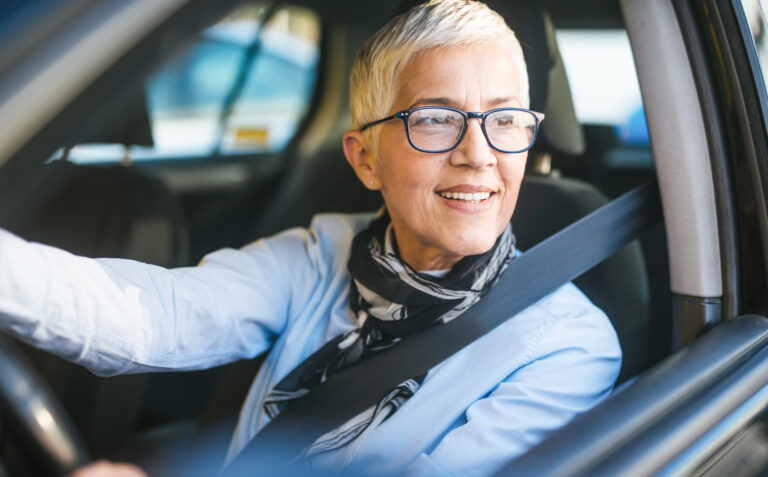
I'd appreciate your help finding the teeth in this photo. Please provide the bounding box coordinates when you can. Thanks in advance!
[439,191,491,202]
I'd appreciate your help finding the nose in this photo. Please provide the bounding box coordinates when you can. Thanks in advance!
[449,118,497,168]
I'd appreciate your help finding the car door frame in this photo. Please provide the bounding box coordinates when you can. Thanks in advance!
[499,0,768,474]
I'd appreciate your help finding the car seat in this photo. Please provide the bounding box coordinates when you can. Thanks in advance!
[0,160,188,267]
[0,88,190,454]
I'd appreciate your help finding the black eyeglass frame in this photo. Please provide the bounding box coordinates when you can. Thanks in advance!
[359,106,546,154]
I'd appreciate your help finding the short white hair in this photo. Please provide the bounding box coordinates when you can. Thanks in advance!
[350,0,529,152]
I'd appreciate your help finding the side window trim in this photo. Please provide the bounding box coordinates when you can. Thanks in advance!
[621,0,723,346]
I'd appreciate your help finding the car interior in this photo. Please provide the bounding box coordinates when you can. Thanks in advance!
[0,0,674,474]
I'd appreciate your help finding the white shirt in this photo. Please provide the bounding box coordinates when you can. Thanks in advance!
[0,213,621,476]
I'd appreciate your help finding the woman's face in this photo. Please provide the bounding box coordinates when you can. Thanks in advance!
[346,42,528,271]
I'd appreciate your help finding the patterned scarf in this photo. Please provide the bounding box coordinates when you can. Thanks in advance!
[263,211,516,459]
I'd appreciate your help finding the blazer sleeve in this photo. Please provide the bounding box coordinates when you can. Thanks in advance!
[402,305,622,477]
[0,226,320,376]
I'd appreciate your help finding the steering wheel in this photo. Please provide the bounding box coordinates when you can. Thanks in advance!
[0,334,90,475]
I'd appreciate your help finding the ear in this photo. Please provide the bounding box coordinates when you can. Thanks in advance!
[343,130,381,190]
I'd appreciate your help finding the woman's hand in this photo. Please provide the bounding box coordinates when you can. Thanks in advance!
[67,460,148,477]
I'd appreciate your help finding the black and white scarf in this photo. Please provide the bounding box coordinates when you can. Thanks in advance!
[263,211,516,459]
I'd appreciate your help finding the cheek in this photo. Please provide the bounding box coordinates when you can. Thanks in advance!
[499,156,527,209]
[380,155,443,195]
[499,155,527,184]
[377,134,420,187]
[381,164,419,198]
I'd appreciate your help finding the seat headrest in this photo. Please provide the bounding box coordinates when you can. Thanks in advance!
[488,0,584,156]
[66,81,153,148]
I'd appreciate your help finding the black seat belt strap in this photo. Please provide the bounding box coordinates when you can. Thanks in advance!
[226,182,662,473]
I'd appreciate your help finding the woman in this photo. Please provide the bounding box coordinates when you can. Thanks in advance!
[0,0,620,475]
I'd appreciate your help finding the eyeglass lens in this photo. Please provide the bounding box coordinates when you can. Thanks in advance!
[407,108,537,152]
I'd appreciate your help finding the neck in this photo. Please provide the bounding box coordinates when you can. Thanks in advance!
[390,225,463,271]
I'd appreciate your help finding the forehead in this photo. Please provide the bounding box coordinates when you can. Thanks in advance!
[393,42,523,110]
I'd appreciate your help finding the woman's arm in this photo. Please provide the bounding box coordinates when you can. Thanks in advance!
[0,226,318,376]
[402,304,622,477]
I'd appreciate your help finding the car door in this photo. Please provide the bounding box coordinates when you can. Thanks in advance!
[500,0,768,475]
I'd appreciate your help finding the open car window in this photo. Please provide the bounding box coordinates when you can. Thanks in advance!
[556,28,651,168]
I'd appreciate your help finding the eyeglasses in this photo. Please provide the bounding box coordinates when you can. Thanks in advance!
[360,106,545,154]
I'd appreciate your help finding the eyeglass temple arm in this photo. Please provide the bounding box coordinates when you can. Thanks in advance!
[359,112,404,131]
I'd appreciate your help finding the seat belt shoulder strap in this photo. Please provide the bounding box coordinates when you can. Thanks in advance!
[226,182,662,472]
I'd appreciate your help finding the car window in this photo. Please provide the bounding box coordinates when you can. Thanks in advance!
[556,28,651,168]
[65,3,320,164]
[742,0,768,93]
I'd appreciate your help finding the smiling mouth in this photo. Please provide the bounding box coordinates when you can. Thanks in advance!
[438,191,493,203]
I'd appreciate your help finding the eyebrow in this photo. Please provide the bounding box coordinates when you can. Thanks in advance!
[407,96,522,109]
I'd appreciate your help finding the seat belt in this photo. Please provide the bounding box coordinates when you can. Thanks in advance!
[224,182,662,474]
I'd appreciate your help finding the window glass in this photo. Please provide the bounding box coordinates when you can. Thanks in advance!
[67,4,320,163]
[556,29,649,144]
[223,9,320,152]
[741,0,768,90]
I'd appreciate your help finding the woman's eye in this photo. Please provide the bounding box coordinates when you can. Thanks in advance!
[490,115,516,127]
